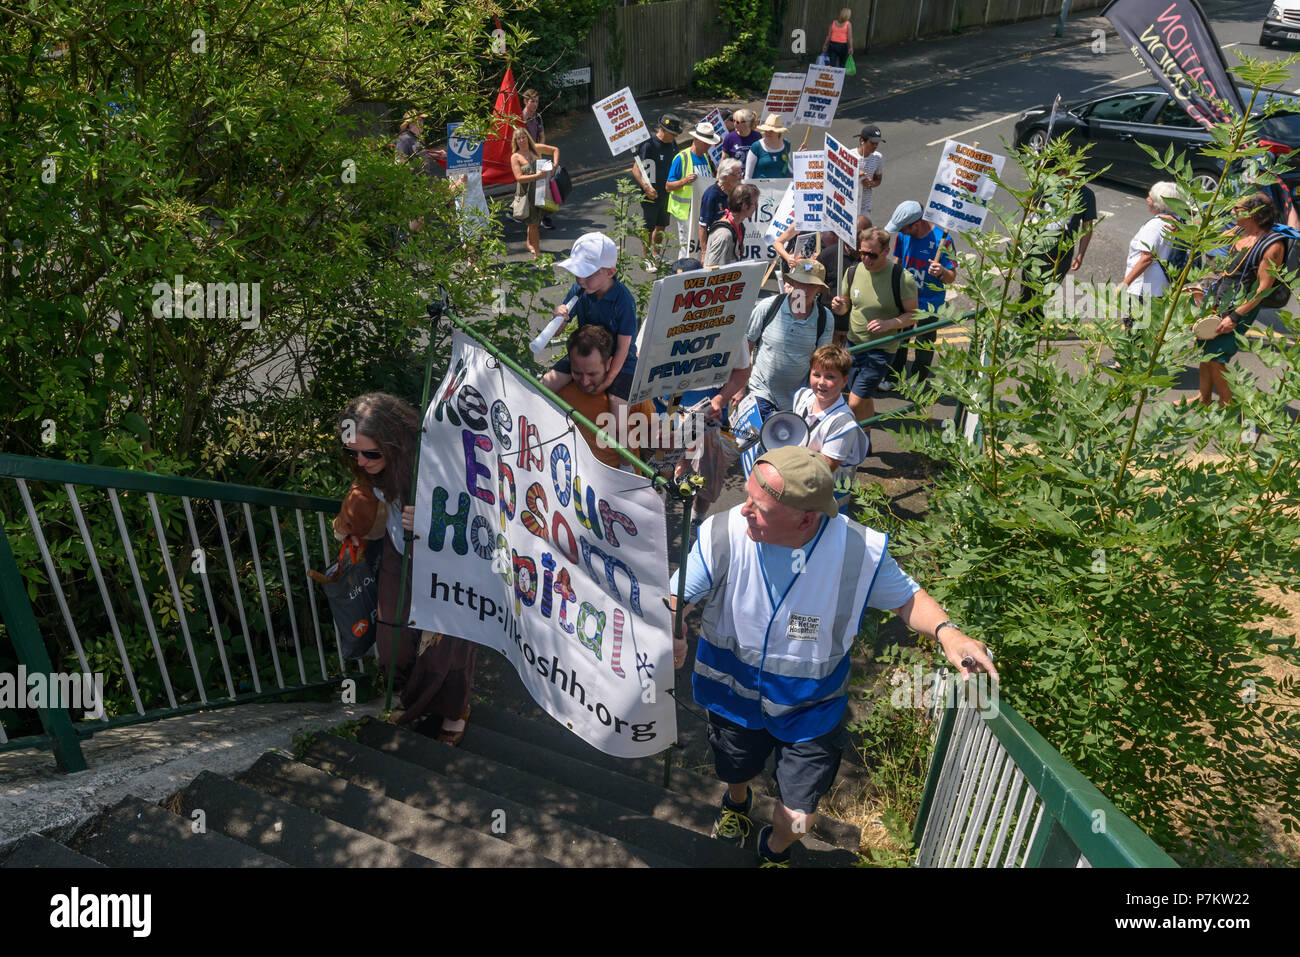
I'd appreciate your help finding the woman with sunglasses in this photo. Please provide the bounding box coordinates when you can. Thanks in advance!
[1192,192,1284,407]
[335,392,475,745]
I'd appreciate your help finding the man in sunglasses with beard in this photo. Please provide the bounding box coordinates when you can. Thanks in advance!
[830,226,918,438]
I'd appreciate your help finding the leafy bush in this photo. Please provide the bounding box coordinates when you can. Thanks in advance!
[887,56,1300,863]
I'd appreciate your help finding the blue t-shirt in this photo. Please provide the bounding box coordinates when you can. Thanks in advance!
[893,228,956,312]
[564,279,639,376]
[698,183,728,230]
[667,150,714,183]
[670,515,920,614]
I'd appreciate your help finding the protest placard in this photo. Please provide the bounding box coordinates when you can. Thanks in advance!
[795,64,845,128]
[446,122,483,177]
[414,333,676,758]
[924,139,1007,234]
[760,183,798,255]
[626,261,766,405]
[534,158,553,205]
[791,150,824,230]
[737,178,791,262]
[764,72,806,125]
[592,87,650,155]
[687,174,716,259]
[703,107,728,168]
[822,134,859,247]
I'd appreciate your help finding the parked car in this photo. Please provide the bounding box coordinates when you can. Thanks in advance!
[1013,86,1300,192]
[1261,1,1300,46]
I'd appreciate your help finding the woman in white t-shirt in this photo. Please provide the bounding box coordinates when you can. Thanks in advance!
[1120,181,1183,299]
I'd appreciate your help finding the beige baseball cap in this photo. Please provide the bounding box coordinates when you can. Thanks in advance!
[754,446,838,518]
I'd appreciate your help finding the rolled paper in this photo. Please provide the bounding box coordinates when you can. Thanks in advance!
[530,296,580,356]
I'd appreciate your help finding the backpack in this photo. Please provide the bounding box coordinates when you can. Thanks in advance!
[842,260,904,313]
[752,293,830,352]
[1250,224,1300,308]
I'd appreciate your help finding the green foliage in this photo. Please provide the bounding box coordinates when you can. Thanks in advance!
[888,54,1300,863]
[848,641,938,867]
[691,0,780,97]
[0,0,565,724]
[504,0,613,112]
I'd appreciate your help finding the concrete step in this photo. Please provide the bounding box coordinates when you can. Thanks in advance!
[466,701,862,854]
[238,753,558,868]
[68,796,288,867]
[173,770,439,868]
[1,833,106,868]
[355,720,747,867]
[298,732,664,867]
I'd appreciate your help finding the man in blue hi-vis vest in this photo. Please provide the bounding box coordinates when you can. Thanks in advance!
[669,446,996,867]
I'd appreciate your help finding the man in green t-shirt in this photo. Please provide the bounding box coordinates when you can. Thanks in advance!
[830,226,919,428]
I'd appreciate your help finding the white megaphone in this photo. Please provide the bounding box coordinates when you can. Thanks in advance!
[736,410,809,454]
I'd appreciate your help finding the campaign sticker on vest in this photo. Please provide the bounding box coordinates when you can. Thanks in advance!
[413,333,675,758]
[786,613,821,642]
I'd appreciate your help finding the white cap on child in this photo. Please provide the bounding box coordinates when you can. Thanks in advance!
[557,232,618,278]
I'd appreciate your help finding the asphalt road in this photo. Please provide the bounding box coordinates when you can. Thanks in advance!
[509,0,1300,315]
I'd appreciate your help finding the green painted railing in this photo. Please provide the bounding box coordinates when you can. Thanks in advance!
[912,673,1177,868]
[0,453,366,771]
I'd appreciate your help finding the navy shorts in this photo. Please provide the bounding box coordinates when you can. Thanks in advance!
[706,711,848,814]
[551,356,633,401]
[642,198,670,231]
[847,347,894,398]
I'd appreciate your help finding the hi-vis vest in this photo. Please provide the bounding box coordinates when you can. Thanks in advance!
[667,147,716,221]
[692,507,887,741]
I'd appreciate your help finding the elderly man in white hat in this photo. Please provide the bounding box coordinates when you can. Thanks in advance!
[666,120,721,257]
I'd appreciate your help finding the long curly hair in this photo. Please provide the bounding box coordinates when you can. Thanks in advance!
[337,393,420,505]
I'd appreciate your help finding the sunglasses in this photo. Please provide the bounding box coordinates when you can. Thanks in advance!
[861,250,881,260]
[343,443,383,460]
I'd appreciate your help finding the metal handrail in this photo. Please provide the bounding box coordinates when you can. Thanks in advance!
[912,673,1176,868]
[0,454,361,771]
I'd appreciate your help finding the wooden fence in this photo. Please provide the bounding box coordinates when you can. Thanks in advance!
[579,0,1108,100]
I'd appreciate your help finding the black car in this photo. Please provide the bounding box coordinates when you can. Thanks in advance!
[1014,86,1300,192]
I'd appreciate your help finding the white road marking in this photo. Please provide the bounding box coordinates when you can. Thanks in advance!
[926,112,1022,147]
[923,44,1246,151]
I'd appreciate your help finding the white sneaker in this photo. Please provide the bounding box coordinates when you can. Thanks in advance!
[643,260,658,273]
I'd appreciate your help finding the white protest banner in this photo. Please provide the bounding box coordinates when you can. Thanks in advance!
[592,87,650,156]
[413,333,675,757]
[703,108,728,168]
[791,149,824,230]
[626,261,766,405]
[924,139,1008,234]
[823,134,859,248]
[795,64,845,128]
[740,178,791,262]
[686,174,716,260]
[764,72,806,125]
